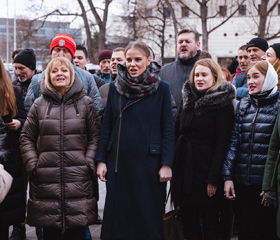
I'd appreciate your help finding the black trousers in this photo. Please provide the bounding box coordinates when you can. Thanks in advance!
[234,182,278,240]
[43,227,86,240]
[0,225,9,240]
[181,203,220,240]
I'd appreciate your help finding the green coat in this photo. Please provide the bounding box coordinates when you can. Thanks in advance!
[262,110,280,237]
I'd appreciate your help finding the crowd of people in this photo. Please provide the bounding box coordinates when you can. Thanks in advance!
[0,29,280,240]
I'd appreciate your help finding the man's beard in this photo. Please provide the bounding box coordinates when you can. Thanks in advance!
[178,55,190,61]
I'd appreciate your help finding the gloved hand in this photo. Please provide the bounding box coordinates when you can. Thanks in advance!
[262,191,278,208]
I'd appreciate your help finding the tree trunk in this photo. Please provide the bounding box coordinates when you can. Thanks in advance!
[77,0,95,62]
[165,0,178,58]
[258,0,269,38]
[200,0,208,51]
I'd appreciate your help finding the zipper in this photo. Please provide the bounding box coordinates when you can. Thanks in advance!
[114,98,142,173]
[247,107,259,185]
[60,101,66,232]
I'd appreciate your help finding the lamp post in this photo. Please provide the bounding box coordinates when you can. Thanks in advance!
[6,0,9,64]
[14,0,16,51]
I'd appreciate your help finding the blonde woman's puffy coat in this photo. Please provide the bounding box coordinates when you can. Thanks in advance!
[20,76,100,229]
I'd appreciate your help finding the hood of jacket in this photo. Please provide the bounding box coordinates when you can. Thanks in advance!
[41,73,87,103]
[182,80,236,116]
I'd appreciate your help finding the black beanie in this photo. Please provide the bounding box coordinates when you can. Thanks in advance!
[246,37,268,52]
[270,43,280,59]
[14,49,36,70]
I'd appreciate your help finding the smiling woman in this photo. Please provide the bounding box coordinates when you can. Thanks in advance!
[20,57,101,240]
[45,57,75,96]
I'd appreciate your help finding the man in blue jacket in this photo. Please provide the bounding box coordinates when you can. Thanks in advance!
[24,33,103,115]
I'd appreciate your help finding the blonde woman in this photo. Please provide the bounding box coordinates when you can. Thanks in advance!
[20,57,100,240]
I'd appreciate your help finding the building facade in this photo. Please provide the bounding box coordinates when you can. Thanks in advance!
[0,18,82,69]
[107,0,280,66]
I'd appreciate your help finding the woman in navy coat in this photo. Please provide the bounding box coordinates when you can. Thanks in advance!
[96,41,174,240]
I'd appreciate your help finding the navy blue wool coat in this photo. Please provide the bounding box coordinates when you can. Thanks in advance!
[95,80,174,240]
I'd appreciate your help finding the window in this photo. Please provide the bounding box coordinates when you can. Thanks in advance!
[145,8,153,17]
[258,4,261,13]
[219,5,227,17]
[164,7,171,18]
[239,5,246,16]
[181,7,189,17]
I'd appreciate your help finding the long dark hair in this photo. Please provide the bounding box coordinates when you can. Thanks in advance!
[0,58,17,117]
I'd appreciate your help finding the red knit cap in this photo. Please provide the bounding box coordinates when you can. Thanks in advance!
[50,33,76,57]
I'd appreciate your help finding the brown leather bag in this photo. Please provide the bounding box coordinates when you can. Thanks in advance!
[163,189,184,240]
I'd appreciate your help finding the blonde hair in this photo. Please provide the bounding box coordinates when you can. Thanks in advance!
[272,58,280,90]
[45,57,75,93]
[0,58,17,117]
[189,59,224,92]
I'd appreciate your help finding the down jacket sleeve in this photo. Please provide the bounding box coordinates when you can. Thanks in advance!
[85,99,101,172]
[221,109,241,180]
[20,100,39,176]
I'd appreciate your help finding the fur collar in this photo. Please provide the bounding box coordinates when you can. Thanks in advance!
[182,81,236,116]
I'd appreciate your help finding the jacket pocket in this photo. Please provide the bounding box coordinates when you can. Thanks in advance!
[150,144,161,154]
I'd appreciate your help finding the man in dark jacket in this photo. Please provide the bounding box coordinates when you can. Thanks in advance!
[246,37,268,62]
[13,49,37,108]
[74,44,105,88]
[161,29,201,107]
[9,48,37,240]
[24,34,103,115]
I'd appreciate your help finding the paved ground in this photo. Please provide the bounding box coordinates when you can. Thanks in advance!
[10,180,238,240]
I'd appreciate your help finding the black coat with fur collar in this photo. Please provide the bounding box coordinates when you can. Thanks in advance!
[172,81,235,205]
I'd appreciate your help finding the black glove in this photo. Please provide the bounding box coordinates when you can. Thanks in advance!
[263,191,278,208]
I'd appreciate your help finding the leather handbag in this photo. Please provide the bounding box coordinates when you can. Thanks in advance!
[163,189,184,240]
[0,165,13,203]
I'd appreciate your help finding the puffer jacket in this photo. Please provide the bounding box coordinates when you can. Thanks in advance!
[24,62,103,114]
[222,92,280,186]
[20,75,101,229]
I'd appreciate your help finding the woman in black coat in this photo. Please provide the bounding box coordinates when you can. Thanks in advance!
[0,58,26,240]
[172,59,235,240]
[96,41,174,240]
[222,60,279,240]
